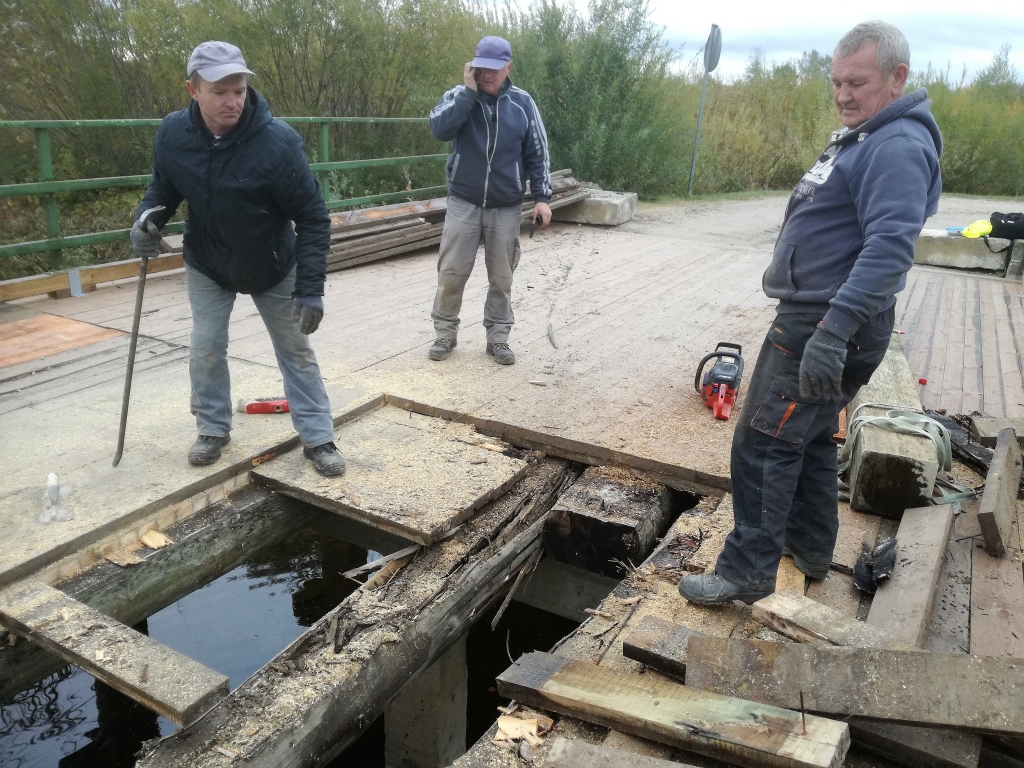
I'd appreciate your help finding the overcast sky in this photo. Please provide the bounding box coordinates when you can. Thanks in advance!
[642,0,1024,82]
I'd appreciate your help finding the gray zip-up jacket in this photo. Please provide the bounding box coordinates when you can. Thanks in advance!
[764,89,942,340]
[429,77,551,207]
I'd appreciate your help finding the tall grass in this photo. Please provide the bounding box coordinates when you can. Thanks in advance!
[1,0,1021,280]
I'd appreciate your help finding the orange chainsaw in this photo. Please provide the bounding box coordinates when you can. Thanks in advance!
[694,342,744,420]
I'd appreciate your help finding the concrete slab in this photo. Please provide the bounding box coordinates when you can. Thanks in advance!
[552,190,638,226]
[915,230,1012,272]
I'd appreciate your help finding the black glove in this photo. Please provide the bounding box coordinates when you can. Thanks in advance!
[292,295,324,335]
[799,325,847,401]
[130,217,162,260]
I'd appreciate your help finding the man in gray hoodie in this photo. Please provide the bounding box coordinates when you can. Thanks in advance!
[679,21,942,604]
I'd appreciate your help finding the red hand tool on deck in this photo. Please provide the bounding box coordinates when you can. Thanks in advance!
[236,398,290,414]
[694,342,744,420]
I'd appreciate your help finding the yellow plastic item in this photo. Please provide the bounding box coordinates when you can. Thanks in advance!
[963,219,993,238]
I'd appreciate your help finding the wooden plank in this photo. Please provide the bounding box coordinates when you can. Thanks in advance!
[542,466,672,577]
[775,556,806,595]
[832,503,882,571]
[495,651,850,768]
[620,615,703,679]
[804,571,862,618]
[0,580,228,726]
[752,592,981,768]
[846,335,939,516]
[970,517,1024,658]
[971,418,1024,449]
[0,271,70,301]
[0,314,124,368]
[978,429,1023,556]
[867,504,955,647]
[753,590,915,649]
[252,405,529,545]
[546,736,688,768]
[78,253,184,290]
[685,637,1024,736]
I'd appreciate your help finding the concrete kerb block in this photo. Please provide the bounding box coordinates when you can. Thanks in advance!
[551,190,638,226]
[915,230,1014,273]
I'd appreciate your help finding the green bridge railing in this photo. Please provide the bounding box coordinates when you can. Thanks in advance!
[0,117,448,269]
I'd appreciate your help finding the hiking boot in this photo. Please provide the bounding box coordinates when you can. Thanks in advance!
[486,341,516,365]
[782,545,831,580]
[304,441,346,477]
[188,435,230,466]
[677,571,772,605]
[428,338,456,361]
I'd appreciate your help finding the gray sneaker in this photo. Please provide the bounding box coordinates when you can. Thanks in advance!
[677,571,772,605]
[428,338,456,361]
[304,441,346,477]
[782,545,830,580]
[188,434,230,466]
[486,341,515,365]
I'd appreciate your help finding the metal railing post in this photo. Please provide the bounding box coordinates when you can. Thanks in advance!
[319,123,331,202]
[34,128,63,269]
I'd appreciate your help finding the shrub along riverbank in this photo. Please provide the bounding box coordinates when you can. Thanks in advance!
[1,0,1021,280]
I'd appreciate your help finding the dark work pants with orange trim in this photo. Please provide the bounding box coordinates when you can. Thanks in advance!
[714,308,894,592]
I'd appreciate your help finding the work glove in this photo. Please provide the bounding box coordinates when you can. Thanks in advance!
[292,295,324,335]
[799,325,848,401]
[130,216,163,260]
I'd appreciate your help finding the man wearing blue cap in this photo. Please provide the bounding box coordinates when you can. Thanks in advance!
[427,36,552,365]
[129,41,346,477]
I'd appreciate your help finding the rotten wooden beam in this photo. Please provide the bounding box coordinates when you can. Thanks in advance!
[0,580,228,726]
[866,504,955,647]
[845,336,939,516]
[753,590,914,649]
[620,615,703,679]
[542,466,673,577]
[496,651,850,768]
[686,637,1024,736]
[977,429,1023,557]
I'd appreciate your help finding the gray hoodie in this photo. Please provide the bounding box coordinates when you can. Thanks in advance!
[764,89,942,340]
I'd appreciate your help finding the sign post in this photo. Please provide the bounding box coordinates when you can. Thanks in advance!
[687,24,722,196]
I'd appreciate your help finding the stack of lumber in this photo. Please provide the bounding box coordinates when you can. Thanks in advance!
[324,169,589,272]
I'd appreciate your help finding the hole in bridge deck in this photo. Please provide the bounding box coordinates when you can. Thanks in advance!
[0,527,369,767]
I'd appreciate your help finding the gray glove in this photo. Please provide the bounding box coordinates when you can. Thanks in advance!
[130,217,162,260]
[799,325,848,401]
[292,295,324,335]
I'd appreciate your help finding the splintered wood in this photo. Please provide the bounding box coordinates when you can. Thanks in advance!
[496,651,850,768]
[0,580,228,726]
[252,405,528,544]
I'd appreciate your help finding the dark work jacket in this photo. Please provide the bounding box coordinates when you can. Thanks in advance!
[135,87,330,296]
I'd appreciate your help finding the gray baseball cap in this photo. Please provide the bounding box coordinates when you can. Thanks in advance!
[187,41,255,82]
[470,36,512,69]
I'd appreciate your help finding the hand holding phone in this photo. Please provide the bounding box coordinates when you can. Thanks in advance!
[463,63,478,91]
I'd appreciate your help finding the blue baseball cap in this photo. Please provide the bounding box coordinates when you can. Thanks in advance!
[187,41,255,82]
[471,36,512,70]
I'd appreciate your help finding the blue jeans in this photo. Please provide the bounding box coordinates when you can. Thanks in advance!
[431,196,522,343]
[715,308,894,591]
[186,264,334,447]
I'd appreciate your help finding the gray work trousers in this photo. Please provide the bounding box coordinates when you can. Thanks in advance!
[431,195,522,343]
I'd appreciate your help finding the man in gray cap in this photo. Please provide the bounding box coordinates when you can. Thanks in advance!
[130,41,346,476]
[427,35,552,365]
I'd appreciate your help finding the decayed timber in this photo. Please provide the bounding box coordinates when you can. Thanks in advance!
[542,466,672,577]
[546,736,690,768]
[496,651,851,768]
[620,615,703,679]
[752,591,981,768]
[846,335,939,516]
[512,557,620,622]
[970,417,1024,449]
[138,458,580,768]
[867,504,954,647]
[752,590,914,649]
[977,429,1022,556]
[0,580,229,726]
[0,486,318,702]
[252,404,529,544]
[685,637,1024,736]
